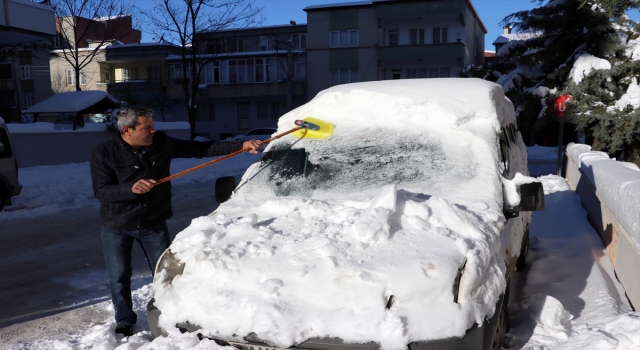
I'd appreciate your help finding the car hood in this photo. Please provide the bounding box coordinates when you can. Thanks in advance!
[154,184,507,349]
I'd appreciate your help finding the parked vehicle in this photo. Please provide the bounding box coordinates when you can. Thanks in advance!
[0,119,22,211]
[147,79,544,350]
[227,127,278,141]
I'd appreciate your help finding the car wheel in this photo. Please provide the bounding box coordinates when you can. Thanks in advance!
[492,297,509,350]
[516,228,530,271]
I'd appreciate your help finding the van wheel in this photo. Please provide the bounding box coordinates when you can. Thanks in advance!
[516,229,529,271]
[493,298,509,350]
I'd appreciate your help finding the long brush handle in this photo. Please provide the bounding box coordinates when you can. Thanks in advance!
[155,126,303,185]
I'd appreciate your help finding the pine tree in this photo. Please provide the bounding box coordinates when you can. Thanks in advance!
[464,0,640,165]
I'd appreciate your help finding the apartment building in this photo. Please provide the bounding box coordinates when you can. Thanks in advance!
[0,0,55,122]
[168,24,308,140]
[304,0,486,98]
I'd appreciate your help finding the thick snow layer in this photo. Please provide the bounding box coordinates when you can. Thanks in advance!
[566,143,640,248]
[569,54,611,84]
[2,146,639,350]
[612,77,640,111]
[153,79,524,348]
[23,91,119,114]
[506,176,639,349]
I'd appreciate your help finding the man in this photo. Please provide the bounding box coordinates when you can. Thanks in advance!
[90,106,263,336]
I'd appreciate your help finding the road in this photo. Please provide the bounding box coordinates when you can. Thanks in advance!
[0,181,220,329]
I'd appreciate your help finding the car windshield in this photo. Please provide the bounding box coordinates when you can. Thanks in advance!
[238,129,477,197]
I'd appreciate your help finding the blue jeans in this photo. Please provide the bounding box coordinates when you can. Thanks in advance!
[101,222,171,325]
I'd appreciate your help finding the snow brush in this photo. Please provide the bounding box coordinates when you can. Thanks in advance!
[154,117,334,185]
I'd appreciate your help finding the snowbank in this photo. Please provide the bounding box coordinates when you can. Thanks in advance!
[566,143,640,247]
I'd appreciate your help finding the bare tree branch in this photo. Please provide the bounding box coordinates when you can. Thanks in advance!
[141,0,263,140]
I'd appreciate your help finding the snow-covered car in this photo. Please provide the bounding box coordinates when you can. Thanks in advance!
[227,127,278,141]
[147,78,544,350]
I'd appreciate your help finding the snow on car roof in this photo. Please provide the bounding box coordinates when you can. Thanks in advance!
[156,78,517,348]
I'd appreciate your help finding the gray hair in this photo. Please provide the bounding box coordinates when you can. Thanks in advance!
[116,106,154,134]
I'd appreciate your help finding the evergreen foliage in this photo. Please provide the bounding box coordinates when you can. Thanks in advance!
[464,0,640,165]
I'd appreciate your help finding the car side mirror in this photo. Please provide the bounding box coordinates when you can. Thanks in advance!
[518,182,545,212]
[215,176,236,203]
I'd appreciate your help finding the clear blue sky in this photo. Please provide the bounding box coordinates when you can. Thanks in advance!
[135,0,640,51]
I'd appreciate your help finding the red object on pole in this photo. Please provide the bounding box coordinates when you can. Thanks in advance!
[553,94,573,118]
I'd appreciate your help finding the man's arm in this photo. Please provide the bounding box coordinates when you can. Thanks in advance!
[90,147,139,203]
[164,133,262,158]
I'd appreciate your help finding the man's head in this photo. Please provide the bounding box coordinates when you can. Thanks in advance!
[118,106,155,149]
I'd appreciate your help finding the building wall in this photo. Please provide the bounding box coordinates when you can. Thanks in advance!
[49,49,105,93]
[305,0,487,98]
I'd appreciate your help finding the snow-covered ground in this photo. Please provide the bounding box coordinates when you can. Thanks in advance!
[0,146,638,349]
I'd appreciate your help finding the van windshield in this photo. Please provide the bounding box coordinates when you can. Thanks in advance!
[238,130,476,197]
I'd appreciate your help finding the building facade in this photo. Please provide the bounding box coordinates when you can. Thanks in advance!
[0,0,55,122]
[167,24,308,140]
[304,0,486,99]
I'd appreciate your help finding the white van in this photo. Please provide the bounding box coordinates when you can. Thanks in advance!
[0,118,22,211]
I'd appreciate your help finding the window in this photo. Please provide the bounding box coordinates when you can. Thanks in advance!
[228,38,245,53]
[102,68,112,83]
[122,67,139,81]
[201,62,220,84]
[66,69,74,85]
[238,103,250,129]
[147,66,162,83]
[168,63,189,85]
[433,27,448,44]
[388,30,399,46]
[410,29,425,45]
[292,34,306,49]
[260,36,275,51]
[258,101,270,119]
[330,29,358,47]
[407,69,429,79]
[20,66,32,79]
[272,101,287,120]
[427,67,450,78]
[196,103,215,121]
[208,39,223,54]
[22,93,33,108]
[330,69,358,86]
[391,70,402,80]
[0,64,12,79]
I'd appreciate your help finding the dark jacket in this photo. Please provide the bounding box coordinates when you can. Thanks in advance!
[90,131,243,229]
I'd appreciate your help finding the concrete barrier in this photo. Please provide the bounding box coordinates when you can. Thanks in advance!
[7,122,191,168]
[564,143,640,309]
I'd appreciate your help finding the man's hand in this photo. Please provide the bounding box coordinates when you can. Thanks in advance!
[243,139,264,154]
[132,179,157,194]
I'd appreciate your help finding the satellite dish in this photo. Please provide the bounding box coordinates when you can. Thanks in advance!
[290,20,297,26]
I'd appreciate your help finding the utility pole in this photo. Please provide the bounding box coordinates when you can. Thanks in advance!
[286,39,293,112]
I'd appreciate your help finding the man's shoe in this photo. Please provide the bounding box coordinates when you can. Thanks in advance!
[115,323,134,336]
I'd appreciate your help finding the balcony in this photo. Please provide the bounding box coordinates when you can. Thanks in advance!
[166,81,306,100]
[377,42,466,63]
[96,79,166,96]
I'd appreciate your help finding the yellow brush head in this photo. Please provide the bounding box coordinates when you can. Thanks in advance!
[291,117,334,139]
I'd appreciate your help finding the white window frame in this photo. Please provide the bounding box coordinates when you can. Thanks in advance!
[433,27,449,44]
[260,36,274,51]
[292,33,306,49]
[22,93,33,108]
[330,29,359,48]
[20,65,32,80]
[410,28,425,45]
[66,69,75,85]
[388,30,399,46]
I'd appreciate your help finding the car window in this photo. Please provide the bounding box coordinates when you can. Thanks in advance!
[0,128,13,159]
[239,130,477,197]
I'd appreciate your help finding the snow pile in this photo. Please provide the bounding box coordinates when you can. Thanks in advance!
[612,77,640,111]
[569,53,612,84]
[566,143,640,247]
[506,175,640,350]
[153,79,521,348]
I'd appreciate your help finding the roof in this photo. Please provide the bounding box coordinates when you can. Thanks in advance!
[493,33,540,45]
[24,91,120,114]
